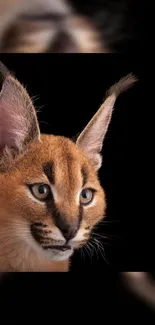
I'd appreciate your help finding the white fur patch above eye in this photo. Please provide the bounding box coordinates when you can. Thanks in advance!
[76,189,81,205]
[50,185,60,204]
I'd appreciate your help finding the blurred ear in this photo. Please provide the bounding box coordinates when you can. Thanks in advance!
[76,74,137,170]
[0,61,40,171]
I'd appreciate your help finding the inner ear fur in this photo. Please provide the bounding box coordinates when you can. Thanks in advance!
[0,61,40,172]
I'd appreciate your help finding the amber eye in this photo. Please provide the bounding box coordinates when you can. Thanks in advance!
[80,189,94,205]
[29,184,51,201]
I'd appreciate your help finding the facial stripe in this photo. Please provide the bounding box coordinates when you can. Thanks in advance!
[66,153,74,185]
[43,162,55,184]
[81,167,88,186]
[33,222,48,227]
[79,204,83,224]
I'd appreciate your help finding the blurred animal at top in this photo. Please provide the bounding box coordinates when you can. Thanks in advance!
[0,0,148,53]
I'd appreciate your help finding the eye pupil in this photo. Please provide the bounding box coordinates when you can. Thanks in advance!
[82,190,89,199]
[38,185,47,194]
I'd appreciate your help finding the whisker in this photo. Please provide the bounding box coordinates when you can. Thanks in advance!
[89,239,99,260]
[83,246,88,262]
[88,241,96,258]
[85,242,93,263]
[80,246,85,262]
[84,244,91,260]
[91,238,109,265]
[91,231,118,241]
[96,219,120,225]
[91,232,113,241]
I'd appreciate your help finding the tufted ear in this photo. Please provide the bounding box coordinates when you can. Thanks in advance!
[0,61,40,171]
[76,74,137,170]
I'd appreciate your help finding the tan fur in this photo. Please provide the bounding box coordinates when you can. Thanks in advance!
[0,62,136,271]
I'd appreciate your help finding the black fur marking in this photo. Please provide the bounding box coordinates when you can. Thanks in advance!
[43,245,71,251]
[31,223,53,244]
[81,167,88,187]
[43,162,55,184]
[33,229,52,235]
[32,222,48,227]
[79,204,83,225]
[31,225,43,244]
[66,153,74,185]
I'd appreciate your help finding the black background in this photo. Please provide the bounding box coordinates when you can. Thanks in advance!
[0,54,154,324]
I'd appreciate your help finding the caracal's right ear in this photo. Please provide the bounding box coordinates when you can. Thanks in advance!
[0,61,40,172]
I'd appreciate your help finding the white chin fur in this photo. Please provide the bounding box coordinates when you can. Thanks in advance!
[43,247,74,261]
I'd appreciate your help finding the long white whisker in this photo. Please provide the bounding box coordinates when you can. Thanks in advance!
[92,232,113,241]
[89,239,99,260]
[80,246,85,262]
[88,241,96,258]
[85,242,93,263]
[84,244,91,260]
[92,238,109,265]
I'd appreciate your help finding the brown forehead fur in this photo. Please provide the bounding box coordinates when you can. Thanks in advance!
[6,134,100,181]
[0,134,105,228]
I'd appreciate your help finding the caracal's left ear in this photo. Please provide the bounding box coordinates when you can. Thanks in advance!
[0,61,40,170]
[76,74,137,170]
